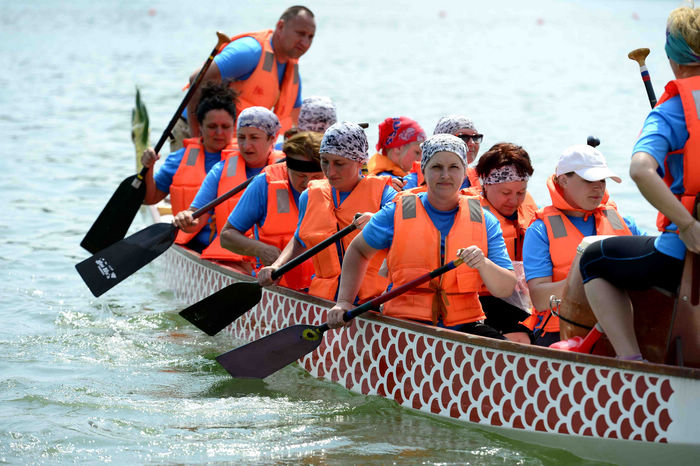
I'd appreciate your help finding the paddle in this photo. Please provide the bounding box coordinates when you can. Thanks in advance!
[179,216,361,336]
[80,31,230,254]
[76,172,257,297]
[628,47,657,108]
[215,255,466,379]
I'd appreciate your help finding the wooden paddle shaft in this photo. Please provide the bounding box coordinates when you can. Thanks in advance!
[628,47,657,108]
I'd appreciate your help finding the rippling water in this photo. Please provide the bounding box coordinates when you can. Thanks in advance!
[0,0,679,463]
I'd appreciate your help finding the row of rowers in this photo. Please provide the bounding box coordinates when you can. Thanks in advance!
[141,83,643,348]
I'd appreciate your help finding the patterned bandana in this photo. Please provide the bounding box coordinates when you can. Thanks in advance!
[480,164,530,185]
[433,114,476,135]
[236,106,281,137]
[320,121,369,163]
[376,116,426,151]
[420,134,468,172]
[665,27,700,65]
[298,96,337,133]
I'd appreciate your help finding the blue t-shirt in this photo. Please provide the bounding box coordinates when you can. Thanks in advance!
[227,171,301,233]
[361,192,513,270]
[403,172,419,190]
[294,181,398,248]
[633,95,688,260]
[523,214,646,281]
[215,36,303,109]
[188,160,265,245]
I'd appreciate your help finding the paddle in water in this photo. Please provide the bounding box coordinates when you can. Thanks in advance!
[215,255,465,379]
[79,31,230,255]
[76,173,257,297]
[179,218,361,336]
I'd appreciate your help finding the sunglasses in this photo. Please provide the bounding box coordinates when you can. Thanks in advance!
[457,134,484,144]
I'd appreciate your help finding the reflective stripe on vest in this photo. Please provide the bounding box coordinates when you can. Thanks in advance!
[221,29,300,134]
[298,176,390,301]
[385,194,487,326]
[654,76,700,231]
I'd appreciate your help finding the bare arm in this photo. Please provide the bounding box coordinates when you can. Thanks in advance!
[220,222,281,265]
[186,63,223,137]
[172,208,210,233]
[630,152,700,253]
[257,237,306,286]
[327,234,379,328]
[527,276,565,311]
[458,246,516,298]
[141,148,169,205]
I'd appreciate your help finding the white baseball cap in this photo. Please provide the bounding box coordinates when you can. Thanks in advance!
[555,144,621,183]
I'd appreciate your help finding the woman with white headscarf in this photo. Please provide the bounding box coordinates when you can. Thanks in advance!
[327,134,516,339]
[258,122,398,301]
[173,106,284,266]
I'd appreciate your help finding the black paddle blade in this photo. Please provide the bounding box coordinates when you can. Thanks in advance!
[80,174,147,254]
[216,324,325,378]
[179,282,263,336]
[75,222,176,297]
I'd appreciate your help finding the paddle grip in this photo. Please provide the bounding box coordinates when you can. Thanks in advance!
[342,257,465,323]
[272,223,358,280]
[152,32,230,155]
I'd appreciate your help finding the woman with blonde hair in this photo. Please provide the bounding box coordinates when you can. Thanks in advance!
[581,6,700,360]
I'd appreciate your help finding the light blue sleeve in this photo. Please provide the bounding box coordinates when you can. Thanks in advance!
[380,185,398,206]
[227,172,268,231]
[153,148,186,193]
[484,210,513,270]
[295,78,302,108]
[633,96,688,177]
[523,219,553,281]
[403,172,418,190]
[622,215,647,236]
[362,202,397,250]
[293,190,309,248]
[189,161,225,210]
[214,36,262,81]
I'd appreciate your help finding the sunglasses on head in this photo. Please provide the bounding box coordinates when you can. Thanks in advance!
[457,133,483,144]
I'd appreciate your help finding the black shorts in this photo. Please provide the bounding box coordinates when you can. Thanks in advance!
[479,295,533,336]
[579,236,684,294]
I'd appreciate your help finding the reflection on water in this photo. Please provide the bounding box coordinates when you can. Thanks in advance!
[0,0,673,463]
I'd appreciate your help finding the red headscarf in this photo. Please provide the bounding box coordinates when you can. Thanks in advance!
[376,117,426,152]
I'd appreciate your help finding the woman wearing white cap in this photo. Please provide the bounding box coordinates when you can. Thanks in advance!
[521,144,645,347]
[257,122,397,302]
[580,6,700,361]
[327,134,516,339]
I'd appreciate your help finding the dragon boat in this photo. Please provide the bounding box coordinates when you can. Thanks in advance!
[147,204,700,465]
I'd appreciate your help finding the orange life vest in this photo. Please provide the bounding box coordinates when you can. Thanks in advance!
[199,150,284,261]
[297,176,390,301]
[521,175,633,334]
[254,163,314,290]
[461,188,538,261]
[385,193,488,326]
[219,29,300,134]
[653,76,700,231]
[171,138,234,245]
[367,152,409,177]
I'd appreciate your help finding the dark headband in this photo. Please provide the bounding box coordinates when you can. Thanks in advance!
[285,157,322,173]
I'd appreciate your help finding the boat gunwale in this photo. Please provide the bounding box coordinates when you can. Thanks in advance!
[169,243,700,381]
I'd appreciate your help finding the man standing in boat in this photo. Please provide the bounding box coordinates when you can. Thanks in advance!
[180,6,316,145]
